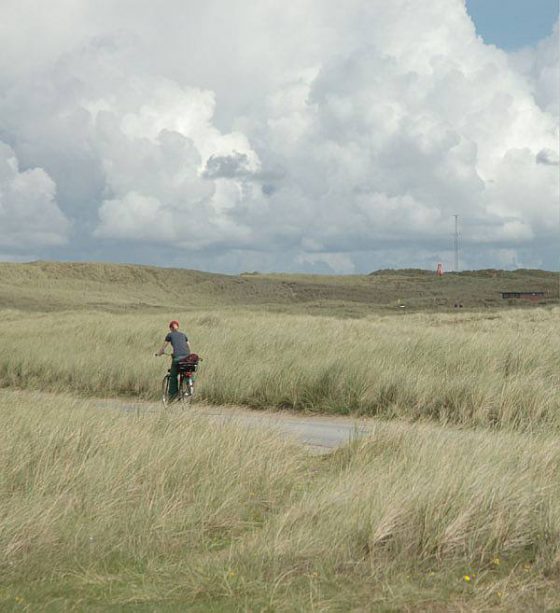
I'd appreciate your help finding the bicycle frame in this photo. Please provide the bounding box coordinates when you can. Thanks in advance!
[160,353,200,407]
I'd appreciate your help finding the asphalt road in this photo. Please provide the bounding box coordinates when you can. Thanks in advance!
[201,407,370,453]
[98,399,371,453]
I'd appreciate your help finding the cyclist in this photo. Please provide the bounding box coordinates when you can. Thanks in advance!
[156,320,192,400]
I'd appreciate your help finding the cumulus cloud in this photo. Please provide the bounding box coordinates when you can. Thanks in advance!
[0,0,557,272]
[509,21,559,118]
[88,74,261,249]
[0,142,69,249]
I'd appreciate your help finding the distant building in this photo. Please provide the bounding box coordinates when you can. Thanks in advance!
[501,291,546,303]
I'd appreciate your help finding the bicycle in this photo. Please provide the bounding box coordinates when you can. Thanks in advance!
[157,353,201,407]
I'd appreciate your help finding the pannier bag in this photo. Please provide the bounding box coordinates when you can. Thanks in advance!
[178,353,200,373]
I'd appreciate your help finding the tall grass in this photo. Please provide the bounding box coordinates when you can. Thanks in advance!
[1,391,558,610]
[0,307,559,430]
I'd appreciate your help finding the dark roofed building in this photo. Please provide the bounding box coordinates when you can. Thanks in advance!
[501,291,546,302]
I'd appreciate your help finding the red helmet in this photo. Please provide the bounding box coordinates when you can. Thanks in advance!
[169,320,179,328]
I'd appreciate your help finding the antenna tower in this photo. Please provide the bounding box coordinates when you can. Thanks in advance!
[453,215,460,272]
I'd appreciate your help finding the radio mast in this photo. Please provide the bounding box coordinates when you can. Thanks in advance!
[453,215,460,272]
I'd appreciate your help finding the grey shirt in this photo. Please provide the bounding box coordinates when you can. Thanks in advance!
[165,331,189,357]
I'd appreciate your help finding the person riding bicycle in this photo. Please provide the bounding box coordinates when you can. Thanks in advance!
[156,320,192,400]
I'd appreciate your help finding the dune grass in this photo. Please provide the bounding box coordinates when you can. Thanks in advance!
[0,390,558,611]
[1,261,557,314]
[1,262,558,609]
[0,307,559,430]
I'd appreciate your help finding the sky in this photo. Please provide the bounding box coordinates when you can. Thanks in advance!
[466,0,559,49]
[0,0,558,274]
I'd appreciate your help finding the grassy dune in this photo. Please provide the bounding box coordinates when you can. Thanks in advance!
[1,261,558,609]
[1,307,559,430]
[1,391,558,610]
[0,261,556,314]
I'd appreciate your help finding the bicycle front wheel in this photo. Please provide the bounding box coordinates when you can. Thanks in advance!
[161,374,171,407]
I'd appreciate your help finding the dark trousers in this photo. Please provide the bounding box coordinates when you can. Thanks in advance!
[169,356,187,397]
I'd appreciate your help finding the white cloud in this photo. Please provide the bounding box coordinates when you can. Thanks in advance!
[509,22,559,118]
[0,143,69,249]
[297,252,356,274]
[90,75,260,248]
[0,0,557,272]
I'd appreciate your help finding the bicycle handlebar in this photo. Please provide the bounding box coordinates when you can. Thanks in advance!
[154,353,204,360]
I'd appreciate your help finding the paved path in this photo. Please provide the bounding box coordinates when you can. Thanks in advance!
[98,399,371,453]
[201,407,371,453]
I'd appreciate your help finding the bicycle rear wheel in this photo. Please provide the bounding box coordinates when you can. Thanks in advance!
[161,374,171,407]
[187,375,195,399]
[179,375,194,405]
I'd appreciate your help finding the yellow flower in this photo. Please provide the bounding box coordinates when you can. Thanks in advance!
[463,575,471,582]
[492,557,501,566]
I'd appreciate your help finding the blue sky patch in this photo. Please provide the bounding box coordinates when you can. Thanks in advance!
[466,0,558,50]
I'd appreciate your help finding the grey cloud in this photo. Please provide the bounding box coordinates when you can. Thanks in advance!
[0,142,70,249]
[536,148,559,166]
[202,152,252,179]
